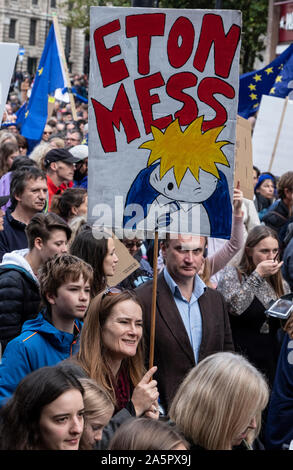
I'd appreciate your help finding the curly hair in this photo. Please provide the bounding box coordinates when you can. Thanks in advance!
[38,253,93,310]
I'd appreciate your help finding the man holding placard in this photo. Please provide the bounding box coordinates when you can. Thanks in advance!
[136,234,234,412]
[88,6,241,413]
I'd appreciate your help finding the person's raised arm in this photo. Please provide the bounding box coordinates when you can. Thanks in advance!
[208,182,244,276]
[131,366,159,417]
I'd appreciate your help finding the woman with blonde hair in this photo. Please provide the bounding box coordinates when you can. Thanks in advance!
[49,137,65,149]
[79,378,114,449]
[0,131,18,146]
[169,352,269,450]
[108,417,189,450]
[29,141,53,171]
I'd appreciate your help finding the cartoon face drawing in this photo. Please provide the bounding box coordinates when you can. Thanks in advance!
[149,166,218,203]
[123,116,233,238]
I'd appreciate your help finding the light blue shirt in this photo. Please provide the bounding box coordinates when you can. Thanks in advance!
[163,267,206,363]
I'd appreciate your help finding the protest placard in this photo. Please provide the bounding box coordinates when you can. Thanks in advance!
[107,235,140,287]
[0,43,19,124]
[252,94,293,177]
[234,116,254,200]
[88,7,241,240]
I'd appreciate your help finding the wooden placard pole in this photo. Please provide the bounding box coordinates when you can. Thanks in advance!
[149,230,159,370]
[268,95,288,172]
[52,16,78,121]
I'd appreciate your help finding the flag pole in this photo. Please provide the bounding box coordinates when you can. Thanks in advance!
[52,16,78,121]
[149,230,159,369]
[268,95,288,172]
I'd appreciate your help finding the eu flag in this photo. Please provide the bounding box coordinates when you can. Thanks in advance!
[238,43,293,119]
[21,24,65,141]
[15,101,27,127]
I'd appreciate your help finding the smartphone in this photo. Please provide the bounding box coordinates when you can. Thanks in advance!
[265,299,293,320]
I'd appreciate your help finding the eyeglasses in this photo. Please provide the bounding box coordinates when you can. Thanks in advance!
[43,131,52,135]
[102,287,122,299]
[124,241,143,249]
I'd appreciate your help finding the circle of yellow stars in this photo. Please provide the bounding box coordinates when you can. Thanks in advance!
[246,64,284,110]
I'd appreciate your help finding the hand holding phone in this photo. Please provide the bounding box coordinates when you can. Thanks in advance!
[265,299,293,320]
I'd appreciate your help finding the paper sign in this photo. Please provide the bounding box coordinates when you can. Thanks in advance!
[0,43,19,123]
[252,94,293,177]
[272,98,293,176]
[234,115,254,200]
[88,7,242,240]
[107,235,140,287]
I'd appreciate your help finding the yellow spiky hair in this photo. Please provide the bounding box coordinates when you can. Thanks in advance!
[139,117,230,187]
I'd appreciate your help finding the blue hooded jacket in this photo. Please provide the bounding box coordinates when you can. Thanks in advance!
[0,312,82,407]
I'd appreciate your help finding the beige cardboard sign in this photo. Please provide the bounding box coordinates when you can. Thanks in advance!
[234,115,254,200]
[107,235,140,287]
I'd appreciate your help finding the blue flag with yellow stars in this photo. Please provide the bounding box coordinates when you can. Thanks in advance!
[238,43,293,118]
[21,24,65,141]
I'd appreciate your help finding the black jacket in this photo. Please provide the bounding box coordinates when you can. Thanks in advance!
[262,199,290,238]
[0,208,28,262]
[0,250,40,352]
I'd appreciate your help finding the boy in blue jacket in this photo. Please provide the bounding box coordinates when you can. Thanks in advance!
[0,252,93,407]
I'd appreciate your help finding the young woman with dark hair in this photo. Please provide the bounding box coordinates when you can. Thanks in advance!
[218,225,290,386]
[50,188,87,223]
[0,140,19,178]
[0,366,85,450]
[70,228,118,296]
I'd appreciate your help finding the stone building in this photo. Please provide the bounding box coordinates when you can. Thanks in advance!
[0,0,85,75]
[266,0,293,62]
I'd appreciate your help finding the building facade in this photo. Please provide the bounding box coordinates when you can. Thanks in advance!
[267,0,293,61]
[0,0,85,75]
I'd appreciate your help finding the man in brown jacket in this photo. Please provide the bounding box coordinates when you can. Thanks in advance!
[135,233,234,414]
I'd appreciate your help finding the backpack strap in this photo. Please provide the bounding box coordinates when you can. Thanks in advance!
[269,211,288,222]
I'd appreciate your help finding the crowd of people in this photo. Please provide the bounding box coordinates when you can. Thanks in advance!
[0,72,292,451]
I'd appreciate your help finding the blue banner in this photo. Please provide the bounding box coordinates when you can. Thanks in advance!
[21,24,65,141]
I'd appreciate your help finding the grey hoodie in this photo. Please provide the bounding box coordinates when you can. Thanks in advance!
[1,248,39,285]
